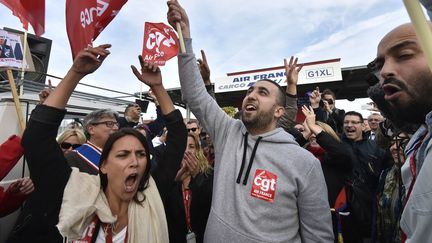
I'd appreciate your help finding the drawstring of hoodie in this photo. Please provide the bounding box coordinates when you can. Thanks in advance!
[236,132,263,185]
[236,133,249,184]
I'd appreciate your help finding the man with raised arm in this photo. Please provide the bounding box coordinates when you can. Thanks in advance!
[167,1,333,242]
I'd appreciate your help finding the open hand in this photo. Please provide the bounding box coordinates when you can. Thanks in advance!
[301,105,322,135]
[302,105,316,127]
[131,56,162,88]
[284,56,303,86]
[183,151,199,177]
[70,44,111,75]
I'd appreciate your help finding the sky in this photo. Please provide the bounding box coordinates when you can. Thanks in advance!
[0,0,418,119]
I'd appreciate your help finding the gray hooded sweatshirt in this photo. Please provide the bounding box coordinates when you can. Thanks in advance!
[178,38,334,243]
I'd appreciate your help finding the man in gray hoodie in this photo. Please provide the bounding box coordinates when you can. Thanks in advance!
[167,1,333,242]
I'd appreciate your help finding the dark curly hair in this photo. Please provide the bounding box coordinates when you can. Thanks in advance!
[99,128,151,203]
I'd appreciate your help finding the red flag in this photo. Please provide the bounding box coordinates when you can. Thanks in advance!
[0,0,45,36]
[142,22,179,66]
[66,0,127,59]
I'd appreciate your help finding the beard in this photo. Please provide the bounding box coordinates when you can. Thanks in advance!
[383,75,432,124]
[242,105,275,132]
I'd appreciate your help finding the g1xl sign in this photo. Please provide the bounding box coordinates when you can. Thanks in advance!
[215,58,342,93]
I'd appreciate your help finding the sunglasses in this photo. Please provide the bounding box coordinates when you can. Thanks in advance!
[187,128,198,132]
[60,142,82,150]
[91,121,119,128]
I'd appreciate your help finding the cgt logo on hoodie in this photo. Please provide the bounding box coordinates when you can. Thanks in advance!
[251,169,277,202]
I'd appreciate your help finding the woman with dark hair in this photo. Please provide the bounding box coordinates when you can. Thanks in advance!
[8,45,186,242]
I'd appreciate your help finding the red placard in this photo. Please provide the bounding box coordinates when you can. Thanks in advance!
[251,169,277,202]
[66,0,127,59]
[142,22,179,66]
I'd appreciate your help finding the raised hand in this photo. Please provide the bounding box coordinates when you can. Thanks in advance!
[301,105,322,135]
[198,50,211,85]
[284,56,303,86]
[131,56,162,88]
[302,105,316,127]
[70,44,111,76]
[284,56,303,96]
[167,0,190,38]
[309,87,321,108]
[38,79,53,104]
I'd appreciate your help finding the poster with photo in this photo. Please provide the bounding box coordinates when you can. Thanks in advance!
[0,29,29,70]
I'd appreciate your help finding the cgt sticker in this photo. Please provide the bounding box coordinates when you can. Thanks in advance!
[251,169,277,202]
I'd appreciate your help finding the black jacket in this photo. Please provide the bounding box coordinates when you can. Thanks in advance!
[342,133,391,192]
[314,132,352,207]
[9,105,186,243]
[164,172,213,243]
[8,105,71,243]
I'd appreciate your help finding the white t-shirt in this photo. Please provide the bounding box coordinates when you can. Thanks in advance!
[95,226,127,243]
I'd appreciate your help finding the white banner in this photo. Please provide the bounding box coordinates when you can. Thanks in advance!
[215,58,342,93]
[0,29,27,70]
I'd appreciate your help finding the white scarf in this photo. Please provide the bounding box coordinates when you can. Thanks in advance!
[57,168,169,243]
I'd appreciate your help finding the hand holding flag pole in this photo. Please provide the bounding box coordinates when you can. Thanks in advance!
[176,22,186,54]
[167,0,188,54]
[403,0,432,73]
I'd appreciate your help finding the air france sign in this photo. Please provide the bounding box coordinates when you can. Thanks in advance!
[215,58,342,93]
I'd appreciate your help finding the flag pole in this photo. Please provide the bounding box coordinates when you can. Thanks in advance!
[175,21,189,119]
[176,22,186,54]
[19,30,28,96]
[6,69,26,132]
[403,0,432,73]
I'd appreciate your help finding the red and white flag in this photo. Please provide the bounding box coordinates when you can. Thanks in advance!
[0,0,45,36]
[66,0,127,59]
[142,22,178,66]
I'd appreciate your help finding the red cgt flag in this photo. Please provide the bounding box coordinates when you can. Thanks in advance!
[142,22,179,66]
[66,0,127,59]
[0,0,45,36]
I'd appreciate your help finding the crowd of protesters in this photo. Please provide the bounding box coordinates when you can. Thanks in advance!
[1,0,432,243]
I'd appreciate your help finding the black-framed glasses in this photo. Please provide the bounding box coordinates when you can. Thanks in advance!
[91,121,119,128]
[187,127,198,132]
[60,142,82,150]
[390,133,410,151]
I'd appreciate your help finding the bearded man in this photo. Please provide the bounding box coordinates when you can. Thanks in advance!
[373,22,432,242]
[167,0,334,242]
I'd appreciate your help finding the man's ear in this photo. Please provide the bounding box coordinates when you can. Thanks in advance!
[87,125,95,136]
[274,106,285,119]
